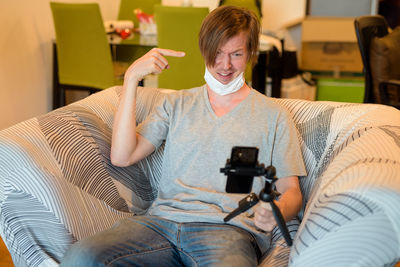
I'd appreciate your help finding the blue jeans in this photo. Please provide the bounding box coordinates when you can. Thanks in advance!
[60,216,261,267]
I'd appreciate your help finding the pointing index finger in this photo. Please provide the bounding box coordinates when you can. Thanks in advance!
[156,48,185,57]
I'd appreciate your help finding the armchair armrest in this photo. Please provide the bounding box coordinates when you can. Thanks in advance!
[379,79,400,109]
[287,102,400,266]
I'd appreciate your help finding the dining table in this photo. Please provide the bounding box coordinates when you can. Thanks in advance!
[107,31,157,58]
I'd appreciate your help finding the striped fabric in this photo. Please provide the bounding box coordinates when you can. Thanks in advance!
[275,99,400,266]
[0,86,399,267]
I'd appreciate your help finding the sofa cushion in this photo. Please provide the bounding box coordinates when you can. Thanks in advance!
[1,86,400,267]
[35,86,168,215]
[112,86,168,213]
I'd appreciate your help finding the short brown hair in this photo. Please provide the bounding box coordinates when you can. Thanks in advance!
[198,5,260,67]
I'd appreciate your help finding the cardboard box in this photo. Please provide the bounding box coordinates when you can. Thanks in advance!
[301,17,363,73]
[316,78,365,103]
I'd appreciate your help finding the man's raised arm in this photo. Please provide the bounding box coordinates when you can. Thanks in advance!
[111,48,185,167]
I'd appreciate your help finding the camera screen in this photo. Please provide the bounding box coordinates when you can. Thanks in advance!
[230,147,259,168]
[225,147,259,193]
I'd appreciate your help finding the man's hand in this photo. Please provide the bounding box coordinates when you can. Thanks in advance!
[124,48,185,84]
[254,201,278,232]
[254,176,302,232]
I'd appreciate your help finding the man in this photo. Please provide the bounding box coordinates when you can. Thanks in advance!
[61,5,306,266]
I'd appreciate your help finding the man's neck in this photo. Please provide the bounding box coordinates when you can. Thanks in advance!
[207,83,251,117]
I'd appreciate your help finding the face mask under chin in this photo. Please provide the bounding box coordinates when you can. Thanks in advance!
[204,67,244,96]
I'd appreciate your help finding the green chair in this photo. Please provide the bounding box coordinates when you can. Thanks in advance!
[115,0,161,64]
[50,2,124,109]
[218,0,263,83]
[219,0,262,19]
[155,5,209,90]
[118,0,161,27]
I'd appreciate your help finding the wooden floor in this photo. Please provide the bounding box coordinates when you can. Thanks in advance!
[0,237,14,267]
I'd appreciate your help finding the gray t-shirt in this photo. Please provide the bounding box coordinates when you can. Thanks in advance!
[137,85,306,253]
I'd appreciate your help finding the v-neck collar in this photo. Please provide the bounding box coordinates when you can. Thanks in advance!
[202,84,254,120]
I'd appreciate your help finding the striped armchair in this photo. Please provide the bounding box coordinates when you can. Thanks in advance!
[0,86,399,267]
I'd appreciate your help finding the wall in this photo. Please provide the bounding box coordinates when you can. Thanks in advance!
[0,0,118,130]
[0,0,304,130]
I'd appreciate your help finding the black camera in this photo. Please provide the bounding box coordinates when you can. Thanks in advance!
[223,146,259,194]
[220,146,293,246]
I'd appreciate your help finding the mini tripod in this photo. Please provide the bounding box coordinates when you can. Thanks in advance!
[220,164,293,246]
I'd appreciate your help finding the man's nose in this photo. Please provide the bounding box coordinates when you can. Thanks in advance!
[220,54,231,69]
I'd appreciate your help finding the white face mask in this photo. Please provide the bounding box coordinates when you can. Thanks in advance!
[204,67,244,96]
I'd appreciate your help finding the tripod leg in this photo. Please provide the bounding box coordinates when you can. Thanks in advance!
[224,193,259,222]
[269,201,293,246]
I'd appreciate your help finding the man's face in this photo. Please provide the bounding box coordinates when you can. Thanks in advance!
[208,31,249,85]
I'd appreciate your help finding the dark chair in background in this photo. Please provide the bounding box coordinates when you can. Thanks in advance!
[354,15,400,108]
